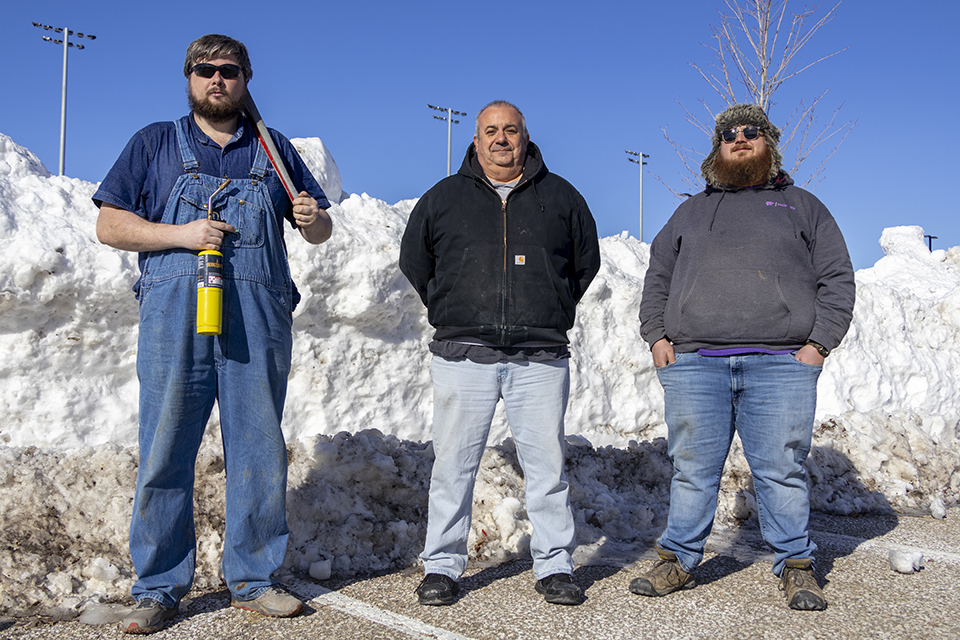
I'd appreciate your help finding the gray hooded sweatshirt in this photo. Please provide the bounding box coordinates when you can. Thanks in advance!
[638,171,856,354]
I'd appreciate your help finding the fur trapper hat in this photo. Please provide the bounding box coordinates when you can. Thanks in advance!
[700,103,783,188]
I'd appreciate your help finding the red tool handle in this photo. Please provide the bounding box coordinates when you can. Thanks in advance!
[243,92,299,223]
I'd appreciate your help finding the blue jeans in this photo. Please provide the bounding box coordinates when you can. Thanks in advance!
[421,356,576,580]
[128,119,294,607]
[655,353,822,577]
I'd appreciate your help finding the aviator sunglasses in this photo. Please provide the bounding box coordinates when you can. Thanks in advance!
[189,63,243,79]
[720,126,763,143]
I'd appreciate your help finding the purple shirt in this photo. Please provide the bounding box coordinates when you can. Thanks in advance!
[697,347,794,357]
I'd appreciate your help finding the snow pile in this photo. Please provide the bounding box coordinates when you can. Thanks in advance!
[0,429,676,618]
[290,137,343,205]
[0,135,141,448]
[1,131,958,617]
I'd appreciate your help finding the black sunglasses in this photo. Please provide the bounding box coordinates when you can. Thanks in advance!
[720,126,763,143]
[190,63,243,79]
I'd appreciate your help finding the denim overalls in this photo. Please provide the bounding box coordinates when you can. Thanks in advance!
[130,118,295,607]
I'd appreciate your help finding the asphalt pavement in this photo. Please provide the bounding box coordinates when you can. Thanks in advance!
[2,510,958,639]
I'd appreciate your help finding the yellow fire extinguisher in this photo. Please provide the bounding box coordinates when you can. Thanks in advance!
[197,179,231,335]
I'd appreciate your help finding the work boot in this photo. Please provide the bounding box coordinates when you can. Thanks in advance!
[416,573,459,605]
[231,586,303,617]
[780,558,827,611]
[535,573,582,606]
[629,546,696,597]
[120,598,177,634]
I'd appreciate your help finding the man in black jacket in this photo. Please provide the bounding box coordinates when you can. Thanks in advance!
[400,100,600,606]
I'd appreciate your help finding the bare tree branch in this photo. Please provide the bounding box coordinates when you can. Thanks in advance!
[662,0,855,196]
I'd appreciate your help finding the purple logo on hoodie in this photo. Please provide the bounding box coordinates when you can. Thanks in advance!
[766,201,796,210]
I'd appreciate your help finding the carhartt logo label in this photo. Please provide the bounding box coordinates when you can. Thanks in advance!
[515,255,526,265]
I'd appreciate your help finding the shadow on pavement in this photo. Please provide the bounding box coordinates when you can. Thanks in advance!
[806,445,897,585]
[564,440,899,590]
[573,565,628,601]
[682,444,899,587]
[461,559,532,594]
[279,432,898,605]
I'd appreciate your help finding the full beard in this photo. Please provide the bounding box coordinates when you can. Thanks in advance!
[188,89,243,123]
[714,145,773,188]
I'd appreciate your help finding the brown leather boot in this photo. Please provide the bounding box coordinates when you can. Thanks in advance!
[780,558,827,611]
[629,546,696,597]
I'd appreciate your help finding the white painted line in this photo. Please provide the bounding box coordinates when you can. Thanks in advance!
[702,524,960,567]
[294,582,476,640]
[812,530,960,563]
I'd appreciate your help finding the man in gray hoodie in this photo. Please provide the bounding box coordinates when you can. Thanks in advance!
[636,103,855,610]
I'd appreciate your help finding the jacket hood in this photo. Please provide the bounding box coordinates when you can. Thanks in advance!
[701,103,783,190]
[704,169,794,195]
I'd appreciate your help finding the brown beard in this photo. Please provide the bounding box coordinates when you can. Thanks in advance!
[714,144,773,187]
[188,88,243,123]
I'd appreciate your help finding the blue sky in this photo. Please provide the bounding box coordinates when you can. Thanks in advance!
[3,1,958,269]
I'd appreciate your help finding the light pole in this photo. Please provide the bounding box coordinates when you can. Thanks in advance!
[428,104,466,176]
[32,22,97,176]
[625,150,649,242]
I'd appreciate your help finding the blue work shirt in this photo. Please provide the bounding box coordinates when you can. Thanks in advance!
[94,114,329,281]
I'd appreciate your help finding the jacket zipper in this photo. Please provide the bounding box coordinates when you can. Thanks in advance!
[500,197,508,343]
[478,174,529,345]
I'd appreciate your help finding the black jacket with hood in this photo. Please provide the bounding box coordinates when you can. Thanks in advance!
[399,141,600,346]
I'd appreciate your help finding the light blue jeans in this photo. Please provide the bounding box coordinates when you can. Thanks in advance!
[421,356,576,580]
[655,352,822,577]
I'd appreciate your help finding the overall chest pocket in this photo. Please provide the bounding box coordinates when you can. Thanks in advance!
[178,189,266,249]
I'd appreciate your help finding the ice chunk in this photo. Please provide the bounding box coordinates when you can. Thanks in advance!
[889,550,924,574]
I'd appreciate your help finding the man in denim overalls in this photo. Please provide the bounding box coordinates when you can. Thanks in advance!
[93,34,332,634]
